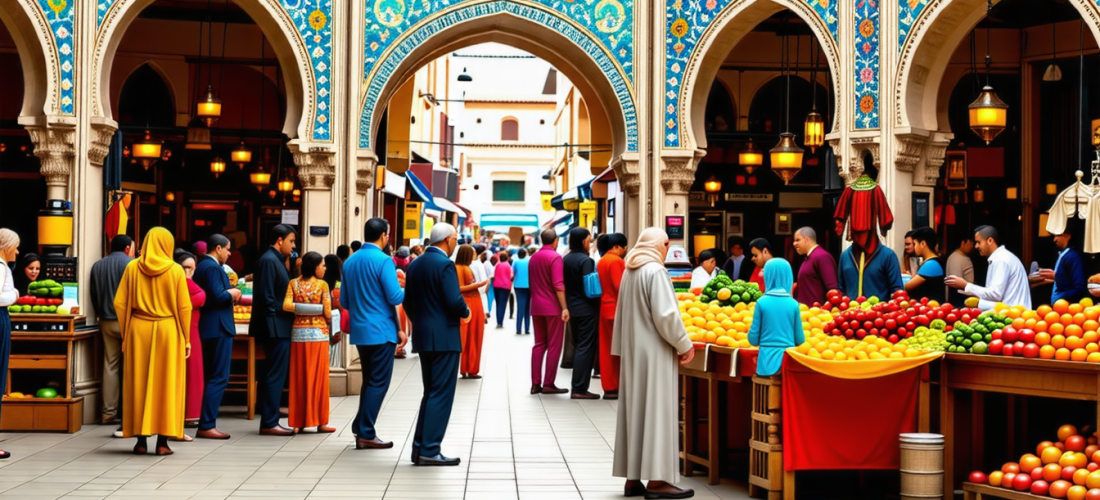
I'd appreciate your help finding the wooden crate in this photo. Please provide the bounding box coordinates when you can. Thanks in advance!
[0,397,83,432]
[749,375,794,500]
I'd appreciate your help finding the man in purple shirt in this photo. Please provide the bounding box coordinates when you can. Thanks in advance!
[529,229,571,395]
[792,227,839,306]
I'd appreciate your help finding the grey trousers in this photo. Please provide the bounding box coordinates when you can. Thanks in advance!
[100,320,123,422]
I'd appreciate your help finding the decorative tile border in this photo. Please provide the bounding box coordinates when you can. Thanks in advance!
[282,0,334,142]
[358,1,638,151]
[38,0,75,115]
[663,0,838,147]
[897,0,928,54]
[854,0,879,129]
[97,0,119,28]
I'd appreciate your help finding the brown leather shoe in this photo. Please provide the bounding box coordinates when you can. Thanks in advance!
[644,484,695,499]
[467,374,482,379]
[317,426,337,433]
[542,385,568,394]
[570,391,600,400]
[604,391,619,400]
[195,428,231,440]
[356,437,394,449]
[624,480,645,497]
[259,425,296,436]
[530,384,542,394]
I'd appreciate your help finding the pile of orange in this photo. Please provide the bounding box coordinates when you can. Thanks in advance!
[678,294,755,348]
[993,299,1100,363]
[980,424,1100,499]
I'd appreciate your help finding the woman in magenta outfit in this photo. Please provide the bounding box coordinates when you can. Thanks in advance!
[493,252,514,329]
[174,250,205,433]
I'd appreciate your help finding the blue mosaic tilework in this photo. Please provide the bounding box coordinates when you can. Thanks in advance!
[282,0,334,142]
[854,0,878,129]
[358,1,637,151]
[38,0,75,115]
[897,0,928,54]
[663,0,837,147]
[97,0,118,28]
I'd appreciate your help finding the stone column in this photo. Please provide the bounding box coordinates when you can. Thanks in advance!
[611,152,642,241]
[26,125,76,201]
[292,146,336,254]
[352,151,377,242]
[658,149,704,247]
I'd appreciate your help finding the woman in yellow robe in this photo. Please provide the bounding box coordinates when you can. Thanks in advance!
[114,227,192,455]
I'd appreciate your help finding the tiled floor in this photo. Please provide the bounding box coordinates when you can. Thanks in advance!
[0,330,752,499]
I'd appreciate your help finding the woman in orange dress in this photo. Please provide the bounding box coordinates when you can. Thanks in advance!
[282,251,334,433]
[455,245,489,378]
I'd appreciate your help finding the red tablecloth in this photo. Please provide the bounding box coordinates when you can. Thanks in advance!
[781,353,921,470]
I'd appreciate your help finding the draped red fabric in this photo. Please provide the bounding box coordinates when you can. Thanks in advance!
[781,354,919,470]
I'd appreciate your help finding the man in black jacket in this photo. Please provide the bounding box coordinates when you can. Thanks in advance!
[562,227,600,400]
[250,224,297,436]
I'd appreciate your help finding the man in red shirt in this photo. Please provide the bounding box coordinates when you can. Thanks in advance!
[747,237,773,292]
[792,227,839,306]
[596,233,627,400]
[528,230,570,395]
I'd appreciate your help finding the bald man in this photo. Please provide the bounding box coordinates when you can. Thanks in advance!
[792,227,838,306]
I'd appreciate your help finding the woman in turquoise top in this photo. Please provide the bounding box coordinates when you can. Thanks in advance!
[748,258,805,376]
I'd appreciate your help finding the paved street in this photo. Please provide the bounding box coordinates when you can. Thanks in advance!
[0,330,751,500]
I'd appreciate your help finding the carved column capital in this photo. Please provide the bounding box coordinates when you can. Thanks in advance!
[659,150,704,194]
[355,151,377,194]
[894,133,928,173]
[292,147,336,190]
[26,125,76,189]
[88,121,118,167]
[917,132,953,187]
[611,153,641,196]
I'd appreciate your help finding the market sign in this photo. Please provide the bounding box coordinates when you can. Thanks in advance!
[725,193,774,202]
[404,202,421,240]
[578,200,597,228]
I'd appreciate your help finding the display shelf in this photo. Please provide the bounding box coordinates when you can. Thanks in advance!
[2,314,95,433]
[962,482,1046,500]
[679,346,758,485]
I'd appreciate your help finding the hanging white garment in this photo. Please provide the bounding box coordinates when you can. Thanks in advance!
[1046,172,1095,238]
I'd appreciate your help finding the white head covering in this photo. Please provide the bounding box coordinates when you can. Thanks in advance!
[624,227,669,270]
[0,228,19,253]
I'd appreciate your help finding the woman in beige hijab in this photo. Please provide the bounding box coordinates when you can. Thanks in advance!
[612,227,696,499]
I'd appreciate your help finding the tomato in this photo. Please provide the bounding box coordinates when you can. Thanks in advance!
[990,339,1005,355]
[1033,480,1051,496]
[1066,466,1081,480]
[1004,327,1020,343]
[1047,464,1067,482]
[1003,344,1015,357]
[1086,488,1100,500]
[1047,447,1068,464]
[1014,473,1034,491]
[1092,450,1100,464]
[1053,479,1074,498]
[1023,343,1041,358]
[1063,426,1081,442]
[1090,463,1099,472]
[990,471,1005,486]
[885,319,897,331]
[969,471,989,484]
[1087,470,1100,489]
[1070,436,1089,452]
[1035,468,1047,480]
[1021,329,1038,343]
[1003,472,1018,488]
[1076,468,1092,486]
[1070,485,1089,500]
[1014,341,1027,356]
[1021,454,1044,473]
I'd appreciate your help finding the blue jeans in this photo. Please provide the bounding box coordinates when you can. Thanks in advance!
[493,287,510,326]
[514,288,531,333]
[486,278,494,312]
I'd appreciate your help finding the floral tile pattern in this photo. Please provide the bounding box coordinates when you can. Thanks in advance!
[663,0,837,148]
[897,0,929,54]
[38,0,75,115]
[854,0,878,129]
[358,0,636,151]
[97,0,118,28]
[282,0,334,142]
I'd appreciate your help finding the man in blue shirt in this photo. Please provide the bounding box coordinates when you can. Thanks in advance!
[837,242,904,301]
[342,218,406,450]
[1043,228,1089,304]
[512,247,532,335]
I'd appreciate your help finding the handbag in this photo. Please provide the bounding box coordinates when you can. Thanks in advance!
[583,271,602,299]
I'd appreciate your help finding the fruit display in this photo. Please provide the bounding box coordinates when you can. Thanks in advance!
[794,332,927,360]
[956,300,1100,362]
[822,290,982,345]
[233,305,252,323]
[697,271,762,306]
[972,424,1100,499]
[9,295,79,315]
[896,326,947,352]
[946,311,1008,354]
[678,293,756,347]
[27,279,64,297]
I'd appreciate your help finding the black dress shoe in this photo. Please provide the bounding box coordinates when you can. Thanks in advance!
[0,449,10,460]
[624,480,645,497]
[531,384,543,394]
[570,391,600,400]
[356,437,394,449]
[411,449,420,464]
[603,391,619,400]
[644,485,695,499]
[415,454,460,466]
[542,385,568,394]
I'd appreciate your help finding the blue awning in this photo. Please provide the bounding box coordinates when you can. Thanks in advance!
[480,213,541,231]
[550,178,595,210]
[405,170,434,204]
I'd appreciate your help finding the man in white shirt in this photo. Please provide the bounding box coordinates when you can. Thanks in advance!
[690,249,719,290]
[946,225,1031,310]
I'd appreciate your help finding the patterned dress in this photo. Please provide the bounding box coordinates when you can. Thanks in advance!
[283,278,332,429]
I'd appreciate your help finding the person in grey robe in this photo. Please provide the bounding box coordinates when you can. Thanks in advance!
[612,227,696,499]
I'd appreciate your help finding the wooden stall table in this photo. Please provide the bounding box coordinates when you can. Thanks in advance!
[941,354,1100,495]
[962,481,1044,499]
[2,314,96,432]
[228,323,256,420]
[679,344,757,485]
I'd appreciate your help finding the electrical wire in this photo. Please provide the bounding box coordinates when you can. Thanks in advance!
[402,140,612,148]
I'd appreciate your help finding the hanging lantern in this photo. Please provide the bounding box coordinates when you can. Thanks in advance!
[132,130,161,170]
[210,156,226,178]
[968,86,1008,145]
[197,85,222,127]
[704,175,722,207]
[277,177,295,193]
[250,164,271,191]
[804,108,824,153]
[769,132,804,184]
[739,139,763,174]
[231,140,252,166]
[185,117,212,150]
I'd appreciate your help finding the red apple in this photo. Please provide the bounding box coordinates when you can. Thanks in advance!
[1023,343,1041,359]
[1003,327,1020,343]
[1020,329,1037,344]
[1031,480,1050,496]
[970,471,989,484]
[1013,472,1033,491]
[989,340,1005,355]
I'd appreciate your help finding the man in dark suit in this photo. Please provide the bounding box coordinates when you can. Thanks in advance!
[404,223,470,466]
[193,234,241,440]
[722,237,755,282]
[250,224,297,436]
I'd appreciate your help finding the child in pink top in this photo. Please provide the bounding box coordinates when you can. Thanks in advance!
[492,252,513,328]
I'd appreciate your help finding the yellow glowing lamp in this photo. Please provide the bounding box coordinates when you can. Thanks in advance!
[704,175,721,193]
[739,139,763,174]
[250,165,272,191]
[769,132,804,184]
[278,177,295,193]
[968,85,1008,144]
[804,108,824,153]
[132,130,161,170]
[197,85,222,127]
[231,141,252,166]
[210,156,226,178]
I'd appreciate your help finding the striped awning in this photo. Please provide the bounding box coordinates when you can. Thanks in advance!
[405,170,434,204]
[480,213,541,231]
